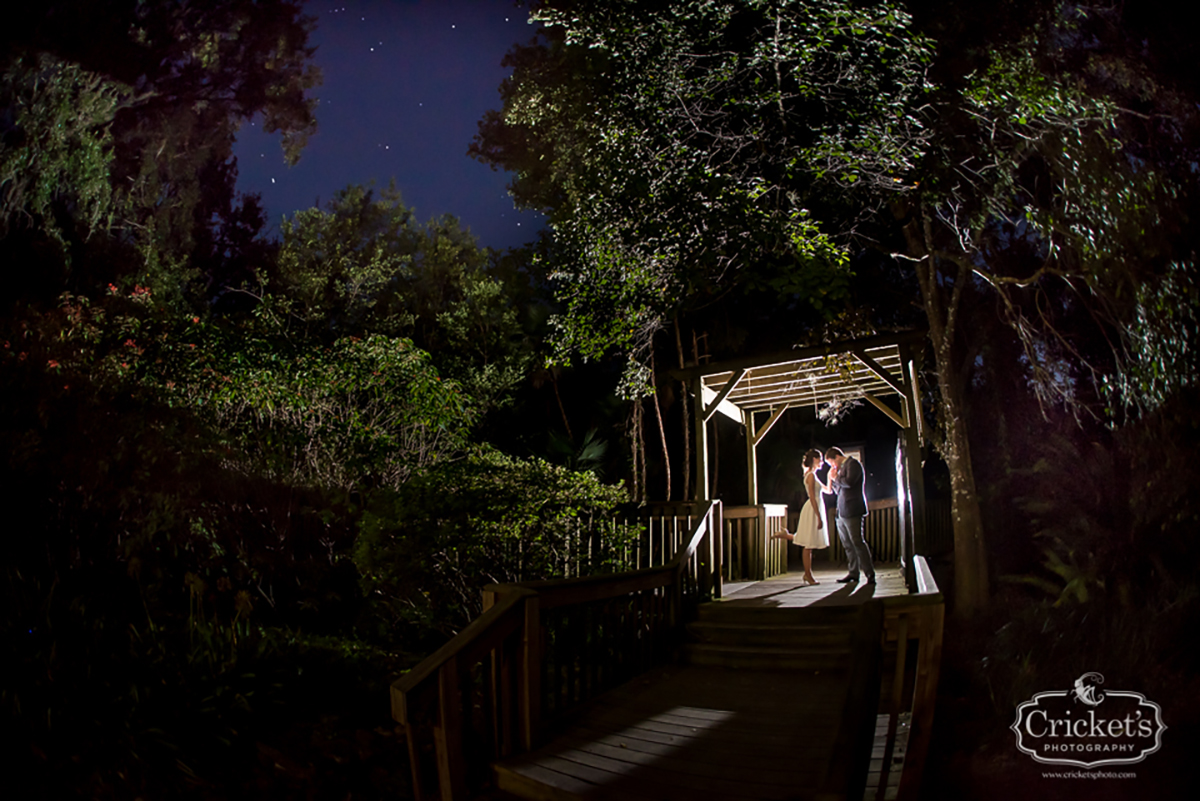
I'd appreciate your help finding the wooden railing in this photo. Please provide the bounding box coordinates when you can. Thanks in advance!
[815,497,951,565]
[875,555,945,801]
[390,500,723,801]
[722,503,788,582]
[824,600,886,801]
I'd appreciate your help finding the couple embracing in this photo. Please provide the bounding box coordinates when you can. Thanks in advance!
[776,447,876,587]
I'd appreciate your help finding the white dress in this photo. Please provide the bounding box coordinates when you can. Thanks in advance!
[794,470,830,549]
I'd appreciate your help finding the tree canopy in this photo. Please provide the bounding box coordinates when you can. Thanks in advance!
[473,0,935,381]
[474,0,1200,614]
[0,0,320,304]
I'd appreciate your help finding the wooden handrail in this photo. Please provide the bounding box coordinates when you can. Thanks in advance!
[390,587,535,725]
[496,500,714,605]
[913,553,939,596]
[391,500,720,801]
[877,554,944,801]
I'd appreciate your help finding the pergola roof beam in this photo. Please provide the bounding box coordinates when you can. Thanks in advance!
[670,329,928,383]
[701,367,746,423]
[700,348,903,387]
[725,381,896,412]
[861,390,906,428]
[751,405,789,446]
[851,349,907,396]
[707,367,903,399]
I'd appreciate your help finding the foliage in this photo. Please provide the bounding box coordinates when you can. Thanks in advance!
[0,0,320,305]
[276,183,537,417]
[546,428,610,477]
[473,0,934,380]
[899,3,1200,419]
[192,328,474,492]
[354,450,634,640]
[0,2,641,797]
[980,383,1200,709]
[0,223,564,796]
[0,54,120,244]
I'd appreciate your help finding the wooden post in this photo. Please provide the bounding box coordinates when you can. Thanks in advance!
[755,504,767,580]
[898,604,944,801]
[518,595,541,751]
[405,720,427,801]
[744,408,758,506]
[899,346,928,558]
[707,502,720,598]
[434,658,466,800]
[877,614,909,801]
[896,438,914,591]
[692,377,709,501]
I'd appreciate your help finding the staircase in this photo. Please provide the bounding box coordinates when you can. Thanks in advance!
[490,601,883,801]
[683,603,863,672]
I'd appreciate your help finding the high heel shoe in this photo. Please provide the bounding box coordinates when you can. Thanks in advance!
[803,576,819,586]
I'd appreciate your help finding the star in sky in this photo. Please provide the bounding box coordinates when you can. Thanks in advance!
[234,0,544,251]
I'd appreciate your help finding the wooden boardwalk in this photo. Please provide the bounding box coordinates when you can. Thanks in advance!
[717,564,908,609]
[493,568,904,801]
[494,664,853,800]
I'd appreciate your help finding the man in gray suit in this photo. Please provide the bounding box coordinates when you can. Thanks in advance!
[825,447,876,585]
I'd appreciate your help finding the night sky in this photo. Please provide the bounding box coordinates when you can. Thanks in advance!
[233,0,545,251]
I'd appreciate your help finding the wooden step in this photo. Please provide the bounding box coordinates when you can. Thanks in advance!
[694,602,859,626]
[685,620,854,648]
[681,642,851,671]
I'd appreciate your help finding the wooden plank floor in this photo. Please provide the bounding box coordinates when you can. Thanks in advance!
[865,712,910,801]
[495,663,854,801]
[718,564,907,609]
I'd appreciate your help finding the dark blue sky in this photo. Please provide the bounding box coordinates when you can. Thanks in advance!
[233,0,544,251]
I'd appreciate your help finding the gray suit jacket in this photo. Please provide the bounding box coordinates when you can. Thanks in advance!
[830,456,868,518]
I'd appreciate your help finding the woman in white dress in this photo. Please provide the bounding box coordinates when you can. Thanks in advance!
[773,449,830,585]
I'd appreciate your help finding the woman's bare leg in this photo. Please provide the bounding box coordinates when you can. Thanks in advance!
[802,548,815,582]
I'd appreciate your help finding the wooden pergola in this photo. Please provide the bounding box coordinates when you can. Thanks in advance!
[671,329,931,577]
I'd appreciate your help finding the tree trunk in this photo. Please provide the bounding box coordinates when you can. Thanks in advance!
[629,398,645,504]
[934,346,990,616]
[675,317,691,501]
[902,201,990,617]
[649,348,671,501]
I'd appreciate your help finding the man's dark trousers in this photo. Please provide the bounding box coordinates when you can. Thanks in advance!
[836,514,874,580]
[832,455,875,580]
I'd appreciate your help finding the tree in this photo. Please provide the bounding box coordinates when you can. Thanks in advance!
[275,184,537,419]
[473,0,932,501]
[478,0,1200,615]
[887,1,1200,612]
[0,0,320,303]
[472,0,932,372]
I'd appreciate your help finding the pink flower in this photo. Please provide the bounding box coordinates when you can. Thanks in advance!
[47,359,59,369]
